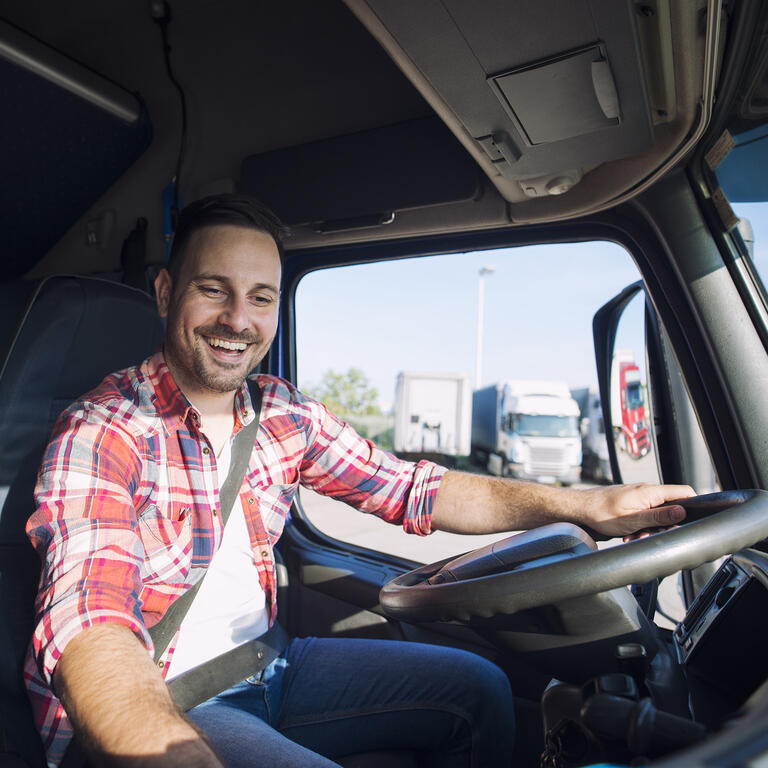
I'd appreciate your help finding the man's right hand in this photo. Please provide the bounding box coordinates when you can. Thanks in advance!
[53,624,224,767]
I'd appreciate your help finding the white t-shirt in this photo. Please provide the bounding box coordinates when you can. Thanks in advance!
[165,436,269,680]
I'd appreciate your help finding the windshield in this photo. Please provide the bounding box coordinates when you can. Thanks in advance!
[512,414,579,438]
[626,382,644,411]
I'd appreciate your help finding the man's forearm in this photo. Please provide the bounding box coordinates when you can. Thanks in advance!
[53,624,222,767]
[430,470,692,538]
[430,471,572,534]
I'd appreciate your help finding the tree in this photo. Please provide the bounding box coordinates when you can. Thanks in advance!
[304,368,381,417]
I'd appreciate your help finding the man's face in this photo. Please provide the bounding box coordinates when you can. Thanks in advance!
[155,224,281,399]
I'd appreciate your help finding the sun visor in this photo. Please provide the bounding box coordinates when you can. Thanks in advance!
[240,116,482,229]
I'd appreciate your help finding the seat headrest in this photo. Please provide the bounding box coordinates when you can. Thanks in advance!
[0,275,166,492]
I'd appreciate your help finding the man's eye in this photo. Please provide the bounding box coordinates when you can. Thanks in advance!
[250,295,275,306]
[201,286,225,297]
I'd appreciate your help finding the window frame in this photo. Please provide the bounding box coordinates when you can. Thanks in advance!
[275,200,761,560]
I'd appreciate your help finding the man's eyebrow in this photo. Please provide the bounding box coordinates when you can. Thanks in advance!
[192,273,280,294]
[192,272,230,284]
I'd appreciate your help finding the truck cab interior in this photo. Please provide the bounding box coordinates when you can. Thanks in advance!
[2,1,768,766]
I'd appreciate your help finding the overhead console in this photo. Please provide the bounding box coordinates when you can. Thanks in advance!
[368,1,654,190]
[344,0,712,222]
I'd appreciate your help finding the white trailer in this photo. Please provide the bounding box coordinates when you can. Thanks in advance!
[394,372,472,459]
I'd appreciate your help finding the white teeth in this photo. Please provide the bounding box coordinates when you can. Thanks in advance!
[207,337,247,351]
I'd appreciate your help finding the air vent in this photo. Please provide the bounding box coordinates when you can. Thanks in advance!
[681,563,734,635]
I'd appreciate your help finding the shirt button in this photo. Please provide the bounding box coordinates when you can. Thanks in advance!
[213,509,218,517]
[191,412,198,421]
[158,660,165,668]
[243,410,249,418]
[202,446,210,455]
[248,497,255,504]
[261,550,269,558]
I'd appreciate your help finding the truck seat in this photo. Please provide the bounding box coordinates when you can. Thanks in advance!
[0,276,164,766]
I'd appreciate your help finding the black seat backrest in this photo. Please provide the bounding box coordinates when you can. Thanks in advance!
[0,276,165,766]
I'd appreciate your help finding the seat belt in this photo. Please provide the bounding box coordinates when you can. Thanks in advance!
[149,378,289,712]
[120,217,148,292]
[168,620,289,711]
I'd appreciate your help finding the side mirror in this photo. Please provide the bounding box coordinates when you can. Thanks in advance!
[593,282,660,485]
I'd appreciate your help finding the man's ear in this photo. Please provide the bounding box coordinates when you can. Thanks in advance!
[154,268,173,318]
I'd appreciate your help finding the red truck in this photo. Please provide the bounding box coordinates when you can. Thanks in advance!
[610,351,651,459]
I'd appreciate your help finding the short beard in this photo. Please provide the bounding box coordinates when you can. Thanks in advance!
[164,318,266,395]
[189,342,256,393]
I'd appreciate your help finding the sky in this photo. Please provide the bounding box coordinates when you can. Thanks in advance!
[295,202,768,410]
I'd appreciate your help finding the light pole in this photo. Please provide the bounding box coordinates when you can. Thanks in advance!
[475,266,495,388]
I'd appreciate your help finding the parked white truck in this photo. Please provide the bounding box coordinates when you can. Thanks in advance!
[571,386,611,483]
[472,380,582,484]
[393,372,472,462]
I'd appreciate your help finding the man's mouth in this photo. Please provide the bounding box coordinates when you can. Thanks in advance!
[205,336,249,352]
[202,335,254,360]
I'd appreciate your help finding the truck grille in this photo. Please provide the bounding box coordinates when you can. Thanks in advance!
[528,446,568,473]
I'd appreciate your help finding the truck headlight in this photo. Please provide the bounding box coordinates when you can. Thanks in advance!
[509,440,526,463]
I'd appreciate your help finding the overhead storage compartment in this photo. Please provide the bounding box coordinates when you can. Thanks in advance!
[351,0,657,197]
[489,44,621,146]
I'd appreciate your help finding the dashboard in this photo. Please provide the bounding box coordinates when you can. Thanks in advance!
[674,551,768,725]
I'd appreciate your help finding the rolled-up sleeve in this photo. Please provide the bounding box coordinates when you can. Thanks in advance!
[293,389,447,536]
[27,403,153,685]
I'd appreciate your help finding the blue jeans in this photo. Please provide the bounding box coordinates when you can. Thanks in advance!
[187,637,515,767]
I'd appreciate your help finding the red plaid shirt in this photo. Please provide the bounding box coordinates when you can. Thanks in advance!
[24,351,445,766]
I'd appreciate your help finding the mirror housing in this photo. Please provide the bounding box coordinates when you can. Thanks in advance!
[592,281,644,484]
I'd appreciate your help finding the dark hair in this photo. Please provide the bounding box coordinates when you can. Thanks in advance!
[167,194,287,282]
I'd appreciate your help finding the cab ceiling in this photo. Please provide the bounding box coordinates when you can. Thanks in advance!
[1,0,709,274]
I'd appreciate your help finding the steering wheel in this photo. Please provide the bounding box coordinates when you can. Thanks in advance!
[379,490,768,623]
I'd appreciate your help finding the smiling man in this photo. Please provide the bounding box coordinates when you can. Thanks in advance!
[25,194,693,768]
[157,224,281,400]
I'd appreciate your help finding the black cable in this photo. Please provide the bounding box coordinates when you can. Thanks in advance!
[655,606,680,625]
[152,0,187,230]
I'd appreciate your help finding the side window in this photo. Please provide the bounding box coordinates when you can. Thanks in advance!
[732,201,768,292]
[709,127,768,301]
[293,241,642,563]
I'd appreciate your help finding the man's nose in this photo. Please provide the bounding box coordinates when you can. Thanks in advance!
[217,294,250,333]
